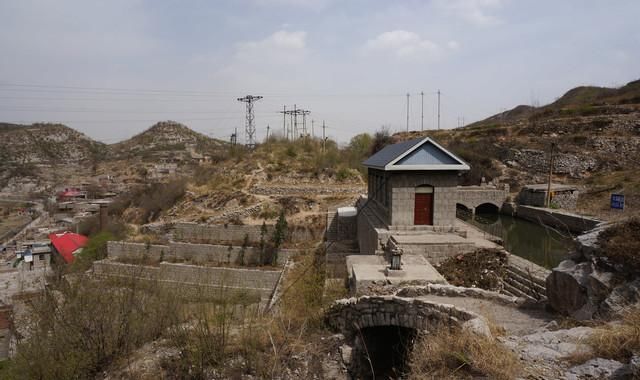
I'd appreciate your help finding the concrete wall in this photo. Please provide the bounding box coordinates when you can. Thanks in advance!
[400,242,477,264]
[517,189,578,210]
[337,215,357,241]
[356,199,392,255]
[516,205,600,234]
[107,241,294,266]
[389,171,458,227]
[173,222,322,245]
[93,260,282,300]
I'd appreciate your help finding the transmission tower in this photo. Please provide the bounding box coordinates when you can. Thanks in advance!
[237,95,263,148]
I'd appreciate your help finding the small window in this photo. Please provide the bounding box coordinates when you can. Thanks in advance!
[39,255,45,260]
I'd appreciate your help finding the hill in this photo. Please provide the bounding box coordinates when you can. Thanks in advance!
[394,79,640,219]
[467,79,640,128]
[108,120,226,160]
[0,123,107,190]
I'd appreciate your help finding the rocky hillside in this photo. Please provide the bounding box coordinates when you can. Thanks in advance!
[396,79,640,219]
[0,123,107,190]
[108,120,226,160]
[0,122,105,165]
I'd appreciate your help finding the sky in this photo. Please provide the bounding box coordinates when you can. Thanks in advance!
[0,0,639,144]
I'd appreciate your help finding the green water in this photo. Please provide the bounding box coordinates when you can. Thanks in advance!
[460,211,575,269]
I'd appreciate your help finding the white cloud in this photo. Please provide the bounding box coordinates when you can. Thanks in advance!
[447,40,461,50]
[234,30,308,65]
[436,0,504,26]
[363,30,441,60]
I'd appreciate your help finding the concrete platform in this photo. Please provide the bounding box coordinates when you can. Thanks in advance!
[346,254,447,295]
[390,232,477,264]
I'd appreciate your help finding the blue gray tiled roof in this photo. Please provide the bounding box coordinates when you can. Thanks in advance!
[362,137,423,169]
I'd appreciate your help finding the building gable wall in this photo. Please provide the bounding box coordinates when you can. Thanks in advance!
[388,171,458,227]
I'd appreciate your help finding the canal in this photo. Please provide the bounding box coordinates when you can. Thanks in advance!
[457,208,574,269]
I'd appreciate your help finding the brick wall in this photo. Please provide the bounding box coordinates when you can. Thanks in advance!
[389,171,458,227]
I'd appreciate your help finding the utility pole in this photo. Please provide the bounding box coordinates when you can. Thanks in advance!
[311,119,315,138]
[282,105,286,138]
[266,124,270,141]
[421,91,424,131]
[293,103,298,139]
[546,142,555,208]
[437,89,441,130]
[406,93,410,132]
[237,95,263,149]
[322,120,327,154]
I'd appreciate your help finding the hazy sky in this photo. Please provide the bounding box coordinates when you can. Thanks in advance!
[1,0,639,144]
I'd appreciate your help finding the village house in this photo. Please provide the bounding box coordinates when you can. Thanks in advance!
[48,232,89,264]
[15,241,52,270]
[362,136,470,228]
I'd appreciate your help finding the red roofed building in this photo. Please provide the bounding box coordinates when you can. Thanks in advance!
[56,187,87,202]
[48,232,89,264]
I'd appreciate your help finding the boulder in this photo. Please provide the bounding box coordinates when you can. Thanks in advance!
[565,358,633,380]
[546,260,592,317]
[630,353,640,378]
[601,279,640,317]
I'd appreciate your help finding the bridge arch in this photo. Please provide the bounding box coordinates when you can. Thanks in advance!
[325,295,490,378]
[325,295,484,337]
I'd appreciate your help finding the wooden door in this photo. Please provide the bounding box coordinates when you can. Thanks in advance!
[414,193,433,225]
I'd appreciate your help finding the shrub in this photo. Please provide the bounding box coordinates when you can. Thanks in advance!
[407,327,521,380]
[9,275,181,380]
[596,218,640,272]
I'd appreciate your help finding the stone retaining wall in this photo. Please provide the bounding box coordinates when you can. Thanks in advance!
[172,222,322,245]
[92,260,282,300]
[107,241,295,266]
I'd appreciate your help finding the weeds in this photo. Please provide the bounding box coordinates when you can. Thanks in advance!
[407,327,522,380]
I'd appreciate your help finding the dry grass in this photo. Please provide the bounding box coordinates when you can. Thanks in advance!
[586,307,640,361]
[596,218,640,272]
[407,327,522,380]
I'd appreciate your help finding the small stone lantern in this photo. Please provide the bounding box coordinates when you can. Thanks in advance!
[390,247,403,270]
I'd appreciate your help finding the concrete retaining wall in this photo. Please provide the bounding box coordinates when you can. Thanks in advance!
[107,241,295,266]
[93,260,282,300]
[172,222,322,245]
[516,205,601,234]
[401,242,477,264]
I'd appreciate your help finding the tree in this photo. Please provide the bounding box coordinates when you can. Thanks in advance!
[271,211,288,266]
[259,221,267,265]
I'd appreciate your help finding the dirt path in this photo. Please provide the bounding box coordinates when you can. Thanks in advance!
[415,294,552,336]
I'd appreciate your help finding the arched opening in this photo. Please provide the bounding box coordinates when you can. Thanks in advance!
[353,325,417,379]
[414,185,434,225]
[456,203,472,220]
[474,203,500,224]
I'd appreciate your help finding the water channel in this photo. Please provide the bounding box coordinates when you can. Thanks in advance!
[457,208,575,269]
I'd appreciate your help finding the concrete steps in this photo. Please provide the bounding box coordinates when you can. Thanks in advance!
[502,265,547,301]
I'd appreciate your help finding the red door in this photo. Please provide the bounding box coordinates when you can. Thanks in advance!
[414,193,433,225]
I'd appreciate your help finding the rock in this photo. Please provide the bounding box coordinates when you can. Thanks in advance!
[565,358,633,380]
[501,326,594,362]
[462,316,492,337]
[546,260,593,318]
[601,279,640,317]
[339,344,353,365]
[630,353,640,378]
[588,269,616,303]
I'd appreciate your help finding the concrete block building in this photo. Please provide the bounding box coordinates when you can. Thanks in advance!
[362,137,470,228]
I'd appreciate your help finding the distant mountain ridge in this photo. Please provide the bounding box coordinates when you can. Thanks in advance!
[467,79,640,128]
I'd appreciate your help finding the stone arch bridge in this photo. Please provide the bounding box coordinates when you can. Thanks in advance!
[455,185,510,214]
[324,295,485,338]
